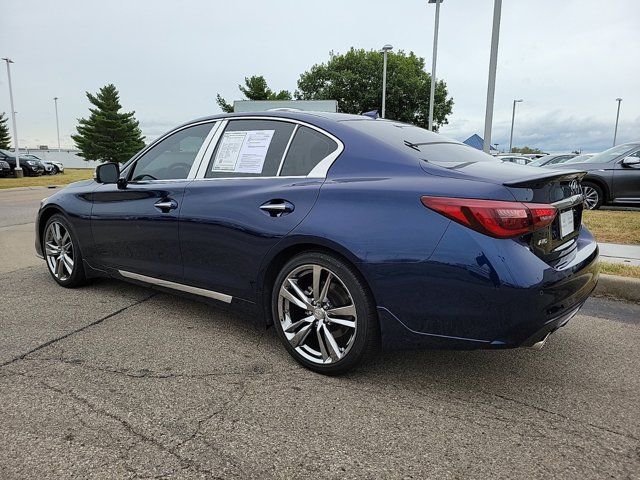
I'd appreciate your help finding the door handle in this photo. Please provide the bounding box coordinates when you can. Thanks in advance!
[154,199,178,212]
[259,200,294,217]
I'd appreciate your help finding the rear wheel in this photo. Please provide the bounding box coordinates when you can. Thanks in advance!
[582,182,603,210]
[43,214,87,288]
[271,252,379,375]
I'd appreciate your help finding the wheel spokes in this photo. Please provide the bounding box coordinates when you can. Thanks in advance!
[278,263,357,365]
[320,323,342,361]
[61,253,74,274]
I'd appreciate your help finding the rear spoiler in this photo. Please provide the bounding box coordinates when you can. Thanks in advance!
[503,170,586,188]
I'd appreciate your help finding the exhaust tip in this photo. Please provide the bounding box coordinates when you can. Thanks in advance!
[529,333,551,350]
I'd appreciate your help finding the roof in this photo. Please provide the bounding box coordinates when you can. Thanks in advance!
[463,134,485,150]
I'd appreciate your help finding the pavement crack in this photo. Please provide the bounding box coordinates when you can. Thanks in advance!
[0,293,157,368]
[491,392,640,442]
[30,376,223,479]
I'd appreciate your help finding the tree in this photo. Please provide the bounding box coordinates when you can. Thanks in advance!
[72,84,146,163]
[511,146,544,154]
[0,112,11,149]
[216,76,292,113]
[296,48,453,130]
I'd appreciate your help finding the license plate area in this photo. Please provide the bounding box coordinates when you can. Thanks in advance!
[559,209,575,238]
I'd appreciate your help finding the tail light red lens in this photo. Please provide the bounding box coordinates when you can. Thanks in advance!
[421,196,557,239]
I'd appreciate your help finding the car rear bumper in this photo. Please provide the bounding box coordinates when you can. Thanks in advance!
[369,225,599,351]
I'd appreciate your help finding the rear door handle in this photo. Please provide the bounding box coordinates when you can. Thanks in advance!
[259,200,294,217]
[154,199,178,212]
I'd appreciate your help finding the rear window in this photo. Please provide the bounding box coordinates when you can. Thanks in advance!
[344,119,497,163]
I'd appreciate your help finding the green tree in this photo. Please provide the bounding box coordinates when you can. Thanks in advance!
[0,112,11,149]
[296,48,453,130]
[216,75,292,113]
[511,146,544,154]
[72,84,146,163]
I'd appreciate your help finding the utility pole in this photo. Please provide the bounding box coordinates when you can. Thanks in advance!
[54,97,61,151]
[613,98,622,146]
[509,99,523,153]
[482,0,502,153]
[380,44,393,118]
[2,57,22,177]
[427,0,442,131]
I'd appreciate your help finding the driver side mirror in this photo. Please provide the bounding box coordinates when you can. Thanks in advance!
[622,156,640,167]
[95,162,120,184]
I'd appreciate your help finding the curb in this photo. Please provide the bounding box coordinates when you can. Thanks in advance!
[594,274,640,303]
[0,186,61,192]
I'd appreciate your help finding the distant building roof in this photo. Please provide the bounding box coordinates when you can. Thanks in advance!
[463,134,485,150]
[463,134,498,154]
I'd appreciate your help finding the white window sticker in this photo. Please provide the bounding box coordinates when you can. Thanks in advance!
[212,130,275,174]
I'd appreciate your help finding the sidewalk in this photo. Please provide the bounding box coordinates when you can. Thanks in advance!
[599,242,640,267]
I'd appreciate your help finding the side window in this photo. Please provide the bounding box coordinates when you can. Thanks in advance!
[205,120,295,178]
[130,123,213,181]
[280,126,338,176]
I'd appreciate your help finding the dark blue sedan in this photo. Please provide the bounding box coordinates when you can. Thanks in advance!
[35,111,599,374]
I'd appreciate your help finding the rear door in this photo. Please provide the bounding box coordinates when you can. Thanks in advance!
[180,118,342,302]
[91,121,218,281]
[612,148,640,202]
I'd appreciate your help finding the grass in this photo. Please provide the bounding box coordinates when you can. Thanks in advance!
[0,168,94,189]
[600,262,640,279]
[582,210,640,245]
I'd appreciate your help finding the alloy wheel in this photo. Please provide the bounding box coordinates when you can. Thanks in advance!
[277,264,358,365]
[582,186,599,210]
[44,221,74,281]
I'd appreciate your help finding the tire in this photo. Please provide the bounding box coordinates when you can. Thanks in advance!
[53,166,60,175]
[43,214,88,288]
[271,251,380,375]
[582,182,603,210]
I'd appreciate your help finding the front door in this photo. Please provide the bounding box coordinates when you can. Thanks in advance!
[91,121,216,280]
[180,118,342,303]
[613,149,640,202]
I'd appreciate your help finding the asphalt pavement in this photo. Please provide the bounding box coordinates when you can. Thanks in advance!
[0,187,639,479]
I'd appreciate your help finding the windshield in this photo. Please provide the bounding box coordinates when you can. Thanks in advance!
[565,154,593,164]
[578,144,637,163]
[344,119,498,163]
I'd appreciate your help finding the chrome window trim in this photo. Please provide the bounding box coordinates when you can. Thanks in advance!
[118,269,232,303]
[195,119,229,178]
[123,119,220,183]
[194,115,344,180]
[276,124,299,176]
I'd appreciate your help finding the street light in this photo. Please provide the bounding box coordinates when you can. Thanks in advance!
[54,97,61,152]
[380,44,393,119]
[509,99,523,153]
[2,57,22,177]
[483,0,502,153]
[427,0,442,131]
[613,98,622,146]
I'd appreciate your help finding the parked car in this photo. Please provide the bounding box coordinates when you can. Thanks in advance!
[497,155,532,165]
[26,155,65,174]
[0,159,11,177]
[563,153,595,164]
[35,112,599,374]
[522,153,547,160]
[23,154,54,174]
[528,153,577,167]
[0,149,45,176]
[547,142,640,210]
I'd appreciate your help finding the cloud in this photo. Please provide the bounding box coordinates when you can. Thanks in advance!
[441,112,639,153]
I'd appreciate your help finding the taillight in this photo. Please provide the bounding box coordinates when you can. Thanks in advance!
[421,196,557,239]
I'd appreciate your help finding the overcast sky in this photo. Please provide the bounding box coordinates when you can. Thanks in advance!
[1,0,638,152]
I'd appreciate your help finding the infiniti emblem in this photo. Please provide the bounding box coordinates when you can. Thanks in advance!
[569,180,581,195]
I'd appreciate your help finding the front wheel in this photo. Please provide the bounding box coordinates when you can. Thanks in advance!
[43,214,87,288]
[271,252,379,375]
[582,182,603,210]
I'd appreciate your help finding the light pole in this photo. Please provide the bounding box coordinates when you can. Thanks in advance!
[613,98,622,146]
[509,99,523,153]
[54,97,61,152]
[2,57,22,177]
[483,0,502,153]
[380,44,393,119]
[427,0,442,131]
